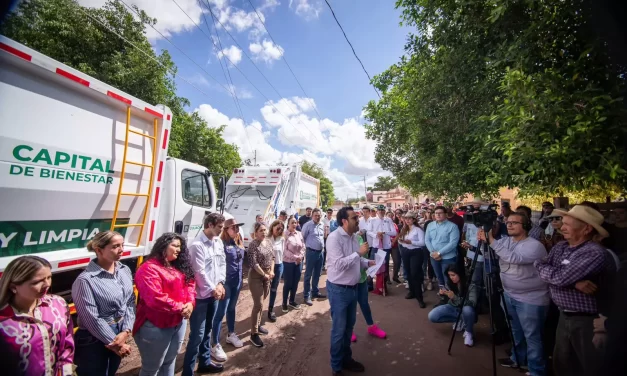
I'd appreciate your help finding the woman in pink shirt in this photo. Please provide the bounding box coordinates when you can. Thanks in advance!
[0,256,74,376]
[134,233,196,376]
[282,217,306,311]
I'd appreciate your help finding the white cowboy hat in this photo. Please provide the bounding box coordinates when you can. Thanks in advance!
[552,205,608,238]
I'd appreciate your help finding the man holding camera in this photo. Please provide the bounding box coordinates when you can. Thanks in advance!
[326,207,376,376]
[461,202,485,286]
[479,212,549,376]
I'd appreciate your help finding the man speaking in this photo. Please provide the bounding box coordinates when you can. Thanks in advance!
[326,207,375,375]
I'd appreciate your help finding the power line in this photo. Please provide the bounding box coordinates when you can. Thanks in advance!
[246,0,324,123]
[323,0,381,99]
[199,0,324,143]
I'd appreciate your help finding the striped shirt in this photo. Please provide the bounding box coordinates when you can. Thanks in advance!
[71,260,136,344]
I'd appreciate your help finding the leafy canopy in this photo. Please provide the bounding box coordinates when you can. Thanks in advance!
[364,0,627,200]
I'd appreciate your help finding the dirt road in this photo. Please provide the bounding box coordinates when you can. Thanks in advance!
[117,271,520,376]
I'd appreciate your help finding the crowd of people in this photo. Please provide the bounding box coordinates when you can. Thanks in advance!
[0,200,625,376]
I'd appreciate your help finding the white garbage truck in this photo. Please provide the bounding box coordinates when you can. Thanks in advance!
[224,164,320,247]
[0,36,232,305]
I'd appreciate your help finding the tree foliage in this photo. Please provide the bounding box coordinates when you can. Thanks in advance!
[372,176,398,192]
[364,0,627,200]
[300,161,335,209]
[1,0,241,177]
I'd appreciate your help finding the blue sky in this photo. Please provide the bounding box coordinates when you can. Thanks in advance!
[82,0,411,199]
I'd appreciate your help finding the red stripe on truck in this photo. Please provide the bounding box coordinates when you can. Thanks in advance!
[107,91,132,105]
[58,258,91,268]
[154,187,160,207]
[167,114,171,121]
[0,42,32,61]
[145,107,164,118]
[162,129,169,149]
[56,68,90,87]
[149,220,156,241]
[157,161,164,182]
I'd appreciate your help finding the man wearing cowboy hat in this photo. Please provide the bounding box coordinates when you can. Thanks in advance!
[535,205,616,376]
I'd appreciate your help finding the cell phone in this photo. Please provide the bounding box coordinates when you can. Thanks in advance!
[360,232,368,244]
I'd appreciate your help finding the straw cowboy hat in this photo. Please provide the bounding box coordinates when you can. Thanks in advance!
[403,210,418,219]
[552,205,608,238]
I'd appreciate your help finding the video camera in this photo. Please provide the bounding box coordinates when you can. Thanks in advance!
[463,203,499,228]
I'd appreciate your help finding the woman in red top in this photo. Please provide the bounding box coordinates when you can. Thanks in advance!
[134,233,196,376]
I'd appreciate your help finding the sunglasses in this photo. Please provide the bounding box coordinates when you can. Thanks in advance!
[550,216,562,221]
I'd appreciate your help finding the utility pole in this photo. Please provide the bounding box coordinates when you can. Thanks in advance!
[254,150,257,166]
[363,175,368,202]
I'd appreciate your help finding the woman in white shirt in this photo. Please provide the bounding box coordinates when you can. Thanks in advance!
[267,219,285,323]
[397,211,427,308]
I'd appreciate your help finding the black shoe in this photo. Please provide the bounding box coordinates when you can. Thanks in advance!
[196,362,224,374]
[305,299,313,306]
[313,293,327,299]
[257,325,269,335]
[498,358,519,368]
[288,302,301,310]
[418,300,426,309]
[405,292,415,299]
[342,358,365,373]
[268,311,277,322]
[250,334,264,347]
[393,277,401,284]
[282,304,289,313]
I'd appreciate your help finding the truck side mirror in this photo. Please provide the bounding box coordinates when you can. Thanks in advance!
[174,221,183,234]
[216,199,224,214]
[219,176,226,201]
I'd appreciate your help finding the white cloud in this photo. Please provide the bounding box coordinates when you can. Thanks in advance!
[79,0,204,40]
[249,39,284,63]
[289,0,322,20]
[217,45,243,65]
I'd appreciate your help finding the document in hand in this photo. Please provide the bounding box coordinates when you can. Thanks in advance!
[366,249,386,278]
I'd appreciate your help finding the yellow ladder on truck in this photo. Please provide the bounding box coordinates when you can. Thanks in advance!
[110,107,158,246]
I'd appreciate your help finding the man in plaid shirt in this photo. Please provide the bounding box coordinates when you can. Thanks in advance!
[535,205,616,376]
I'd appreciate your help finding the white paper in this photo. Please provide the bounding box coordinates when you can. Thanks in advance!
[366,249,386,278]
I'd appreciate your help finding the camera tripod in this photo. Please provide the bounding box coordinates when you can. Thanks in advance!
[447,225,519,376]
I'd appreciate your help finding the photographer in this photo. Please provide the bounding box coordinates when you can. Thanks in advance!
[478,212,549,376]
[461,202,485,287]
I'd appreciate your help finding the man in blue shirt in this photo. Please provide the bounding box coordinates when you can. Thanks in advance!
[301,208,326,305]
[425,206,460,306]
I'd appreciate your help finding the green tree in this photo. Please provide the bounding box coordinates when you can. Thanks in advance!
[300,161,335,209]
[372,176,398,191]
[1,0,241,177]
[364,0,627,200]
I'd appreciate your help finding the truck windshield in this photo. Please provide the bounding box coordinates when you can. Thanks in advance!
[182,170,211,208]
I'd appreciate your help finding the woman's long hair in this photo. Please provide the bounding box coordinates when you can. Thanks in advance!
[398,216,419,240]
[445,263,467,298]
[147,233,194,283]
[221,224,244,248]
[0,256,51,307]
[267,219,284,239]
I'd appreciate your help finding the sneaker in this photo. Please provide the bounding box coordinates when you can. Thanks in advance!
[305,299,314,306]
[226,332,243,348]
[268,311,277,322]
[313,293,327,299]
[250,334,264,347]
[282,304,289,313]
[427,281,433,291]
[351,333,357,342]
[498,358,519,368]
[452,320,465,332]
[211,343,227,362]
[288,302,301,310]
[257,326,269,335]
[367,324,387,339]
[463,331,474,347]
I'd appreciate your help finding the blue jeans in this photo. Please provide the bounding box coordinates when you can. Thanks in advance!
[428,303,476,334]
[268,263,284,310]
[327,281,358,372]
[357,281,373,325]
[74,323,122,376]
[504,293,548,376]
[135,320,187,376]
[430,256,457,288]
[211,278,242,344]
[304,248,323,299]
[183,297,218,376]
[399,245,409,280]
[283,261,303,305]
